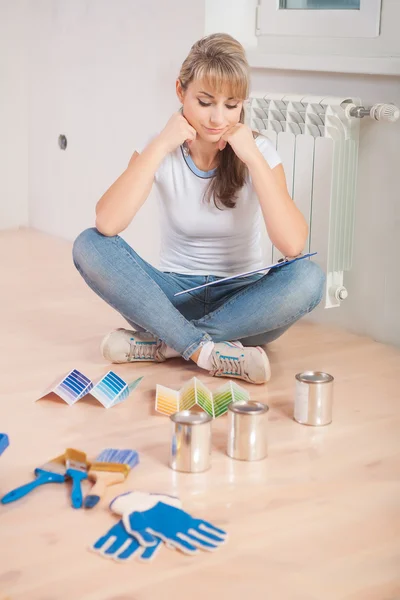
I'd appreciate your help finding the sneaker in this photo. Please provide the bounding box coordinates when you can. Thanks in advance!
[209,342,271,384]
[100,328,167,363]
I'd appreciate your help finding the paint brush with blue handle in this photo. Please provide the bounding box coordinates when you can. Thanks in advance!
[84,448,139,509]
[65,448,90,509]
[0,434,9,457]
[1,454,66,504]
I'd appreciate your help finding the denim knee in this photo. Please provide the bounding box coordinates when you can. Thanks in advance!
[291,259,326,312]
[274,259,325,321]
[72,227,113,273]
[72,227,110,272]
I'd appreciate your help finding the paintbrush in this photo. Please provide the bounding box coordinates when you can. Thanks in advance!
[65,448,89,509]
[1,454,66,504]
[84,448,139,509]
[0,434,9,457]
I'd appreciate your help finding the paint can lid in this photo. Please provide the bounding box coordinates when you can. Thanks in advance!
[228,401,269,415]
[295,371,334,384]
[170,410,212,425]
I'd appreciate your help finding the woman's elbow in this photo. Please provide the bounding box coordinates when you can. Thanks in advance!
[279,229,309,258]
[94,218,117,237]
[291,222,309,256]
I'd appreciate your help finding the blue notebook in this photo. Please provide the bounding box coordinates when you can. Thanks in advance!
[174,252,317,296]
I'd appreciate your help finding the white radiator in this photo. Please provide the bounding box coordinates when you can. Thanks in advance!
[246,93,361,309]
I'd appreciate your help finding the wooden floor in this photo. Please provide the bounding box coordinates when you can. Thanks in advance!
[0,228,399,600]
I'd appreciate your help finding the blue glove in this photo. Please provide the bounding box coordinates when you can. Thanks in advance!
[111,491,228,555]
[91,520,162,562]
[91,492,181,562]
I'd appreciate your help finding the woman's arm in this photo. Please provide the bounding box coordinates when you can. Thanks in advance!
[95,111,196,237]
[95,139,167,237]
[218,124,308,257]
[246,151,308,257]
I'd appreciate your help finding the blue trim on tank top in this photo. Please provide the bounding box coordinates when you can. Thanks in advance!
[180,146,217,179]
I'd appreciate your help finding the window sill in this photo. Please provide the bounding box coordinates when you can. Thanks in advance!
[247,51,400,76]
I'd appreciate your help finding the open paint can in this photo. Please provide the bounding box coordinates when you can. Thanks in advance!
[169,410,212,473]
[294,371,334,426]
[227,401,269,461]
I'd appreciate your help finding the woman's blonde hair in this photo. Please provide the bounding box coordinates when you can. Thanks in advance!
[178,33,252,209]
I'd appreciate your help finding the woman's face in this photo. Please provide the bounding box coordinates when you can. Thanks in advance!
[177,78,243,142]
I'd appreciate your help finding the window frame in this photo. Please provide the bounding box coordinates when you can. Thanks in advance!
[257,0,382,38]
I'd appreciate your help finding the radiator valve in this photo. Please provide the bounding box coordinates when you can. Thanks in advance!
[334,286,348,301]
[344,102,400,123]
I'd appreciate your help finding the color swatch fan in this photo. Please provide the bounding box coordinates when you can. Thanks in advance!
[155,377,250,418]
[37,369,143,408]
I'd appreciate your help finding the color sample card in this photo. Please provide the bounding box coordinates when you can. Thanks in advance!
[91,372,143,408]
[155,385,179,415]
[155,377,250,418]
[213,381,250,417]
[37,369,94,406]
[37,370,143,408]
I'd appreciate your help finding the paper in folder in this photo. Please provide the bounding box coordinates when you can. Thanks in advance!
[174,252,317,297]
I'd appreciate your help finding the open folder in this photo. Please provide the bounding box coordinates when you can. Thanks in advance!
[174,252,317,296]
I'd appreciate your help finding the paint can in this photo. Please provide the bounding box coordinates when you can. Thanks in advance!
[227,401,269,461]
[294,371,334,426]
[169,410,212,473]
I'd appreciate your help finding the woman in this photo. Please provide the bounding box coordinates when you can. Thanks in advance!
[72,33,325,385]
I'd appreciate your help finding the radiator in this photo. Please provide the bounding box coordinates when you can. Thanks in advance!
[246,93,361,309]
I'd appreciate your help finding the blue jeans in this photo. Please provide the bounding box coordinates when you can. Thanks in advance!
[72,228,325,360]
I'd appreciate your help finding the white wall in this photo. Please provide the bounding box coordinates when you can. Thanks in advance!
[205,0,258,49]
[0,0,29,229]
[26,0,205,261]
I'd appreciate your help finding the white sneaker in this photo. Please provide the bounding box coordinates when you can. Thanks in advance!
[100,328,167,363]
[209,342,271,384]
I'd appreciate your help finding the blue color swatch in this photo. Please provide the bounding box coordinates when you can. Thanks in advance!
[91,372,143,408]
[55,369,94,405]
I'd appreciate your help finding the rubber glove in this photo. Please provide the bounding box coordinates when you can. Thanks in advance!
[91,492,180,562]
[111,491,228,555]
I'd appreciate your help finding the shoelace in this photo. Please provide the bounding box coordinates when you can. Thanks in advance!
[213,353,246,378]
[127,340,157,361]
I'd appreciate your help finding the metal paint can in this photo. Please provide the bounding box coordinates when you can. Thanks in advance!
[294,371,334,426]
[169,410,212,473]
[227,401,269,461]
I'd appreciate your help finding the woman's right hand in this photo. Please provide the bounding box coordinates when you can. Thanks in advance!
[156,110,197,154]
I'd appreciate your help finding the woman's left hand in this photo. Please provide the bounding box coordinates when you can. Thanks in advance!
[217,123,259,165]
